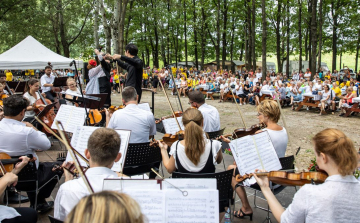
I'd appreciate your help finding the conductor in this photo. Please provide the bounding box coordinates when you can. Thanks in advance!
[111,44,143,102]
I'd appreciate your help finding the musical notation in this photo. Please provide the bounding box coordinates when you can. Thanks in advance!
[162,117,184,135]
[51,105,87,133]
[229,131,281,186]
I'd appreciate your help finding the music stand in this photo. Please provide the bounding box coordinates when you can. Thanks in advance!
[53,77,68,87]
[6,81,26,93]
[85,93,108,109]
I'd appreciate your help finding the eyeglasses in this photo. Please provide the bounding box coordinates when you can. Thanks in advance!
[256,113,263,117]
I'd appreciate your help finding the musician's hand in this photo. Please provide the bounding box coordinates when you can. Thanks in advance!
[105,53,113,59]
[41,93,46,97]
[2,172,18,187]
[253,169,270,188]
[157,140,168,151]
[63,161,75,182]
[112,54,121,60]
[219,135,230,143]
[82,90,86,94]
[10,89,15,93]
[94,49,100,55]
[13,156,30,174]
[105,108,112,119]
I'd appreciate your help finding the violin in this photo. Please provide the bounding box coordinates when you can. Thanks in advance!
[0,153,36,174]
[235,170,328,186]
[0,94,8,106]
[151,130,185,147]
[34,91,57,136]
[155,111,183,124]
[108,105,125,114]
[231,123,266,139]
[52,161,88,177]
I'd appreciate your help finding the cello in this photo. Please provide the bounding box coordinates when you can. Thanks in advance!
[34,90,56,135]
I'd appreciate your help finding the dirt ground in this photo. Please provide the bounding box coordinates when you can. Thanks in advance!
[111,89,360,171]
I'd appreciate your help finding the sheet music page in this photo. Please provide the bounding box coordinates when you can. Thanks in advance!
[163,179,216,190]
[162,117,184,135]
[123,190,165,223]
[229,131,281,186]
[51,105,86,133]
[70,126,81,148]
[65,126,131,172]
[138,103,151,112]
[165,190,219,223]
[102,179,160,191]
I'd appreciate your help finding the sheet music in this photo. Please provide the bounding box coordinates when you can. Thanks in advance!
[51,105,86,133]
[229,131,281,186]
[65,126,131,172]
[162,117,184,135]
[70,126,81,147]
[102,179,160,191]
[138,103,151,112]
[165,190,219,223]
[163,179,216,190]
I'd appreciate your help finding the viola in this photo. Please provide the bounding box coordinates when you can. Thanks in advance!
[150,130,185,148]
[52,161,88,177]
[35,90,56,136]
[235,170,328,186]
[155,111,183,124]
[108,105,125,114]
[88,109,103,125]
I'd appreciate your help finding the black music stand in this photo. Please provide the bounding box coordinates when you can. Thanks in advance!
[85,93,108,109]
[53,77,68,87]
[6,81,26,93]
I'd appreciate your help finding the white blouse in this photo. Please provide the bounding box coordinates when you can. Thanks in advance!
[281,175,360,223]
[23,91,40,119]
[263,128,288,158]
[169,139,221,172]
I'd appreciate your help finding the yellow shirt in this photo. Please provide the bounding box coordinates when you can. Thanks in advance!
[29,70,34,76]
[333,87,341,97]
[181,72,187,78]
[113,74,120,84]
[25,70,29,76]
[143,73,148,80]
[192,79,199,87]
[5,71,12,81]
[324,74,330,80]
[187,79,192,87]
[346,81,350,87]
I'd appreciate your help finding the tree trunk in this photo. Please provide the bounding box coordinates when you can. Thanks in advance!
[305,28,308,61]
[298,0,302,72]
[216,0,221,68]
[317,0,323,71]
[222,0,228,69]
[286,0,290,76]
[331,1,338,71]
[310,0,318,79]
[355,29,360,72]
[230,14,235,72]
[200,1,206,69]
[100,0,112,53]
[184,0,188,66]
[251,0,256,70]
[276,0,282,73]
[239,41,244,61]
[58,0,70,57]
[261,0,267,79]
[94,0,100,49]
[193,0,198,69]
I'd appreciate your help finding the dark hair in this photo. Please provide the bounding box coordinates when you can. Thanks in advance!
[122,86,137,103]
[24,79,39,94]
[3,95,29,116]
[188,91,205,104]
[125,44,138,56]
[45,62,52,70]
[0,73,5,77]
[87,128,121,166]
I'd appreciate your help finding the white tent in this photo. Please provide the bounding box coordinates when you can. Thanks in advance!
[0,36,83,70]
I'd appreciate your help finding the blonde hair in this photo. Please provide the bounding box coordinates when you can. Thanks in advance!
[65,191,144,223]
[182,108,205,165]
[66,78,76,85]
[257,100,281,123]
[313,128,358,176]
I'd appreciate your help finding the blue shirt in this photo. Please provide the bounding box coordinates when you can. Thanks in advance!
[67,72,74,77]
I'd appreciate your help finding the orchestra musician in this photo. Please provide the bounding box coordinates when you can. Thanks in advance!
[157,108,225,216]
[40,63,56,102]
[254,129,360,223]
[106,86,156,143]
[0,73,11,95]
[54,128,122,221]
[64,78,81,106]
[0,95,62,212]
[187,91,220,133]
[111,44,144,103]
[65,191,144,223]
[23,79,46,129]
[0,156,38,223]
[222,100,288,219]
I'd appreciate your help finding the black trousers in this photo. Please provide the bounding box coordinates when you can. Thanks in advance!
[98,76,111,108]
[2,207,37,223]
[44,91,55,102]
[136,87,142,103]
[20,162,62,206]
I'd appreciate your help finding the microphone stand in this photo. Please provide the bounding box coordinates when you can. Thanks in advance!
[70,60,90,126]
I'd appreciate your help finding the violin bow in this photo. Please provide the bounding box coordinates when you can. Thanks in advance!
[169,72,183,112]
[55,121,94,194]
[158,76,182,132]
[34,116,89,165]
[230,85,247,129]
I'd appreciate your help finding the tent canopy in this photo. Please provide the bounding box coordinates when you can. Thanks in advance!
[0,36,83,70]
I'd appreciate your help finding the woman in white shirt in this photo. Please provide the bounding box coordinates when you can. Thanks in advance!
[222,99,288,219]
[254,128,360,223]
[219,80,226,103]
[318,84,331,115]
[23,79,46,125]
[65,78,81,106]
[235,80,246,105]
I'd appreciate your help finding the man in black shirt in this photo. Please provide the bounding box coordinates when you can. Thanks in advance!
[112,44,143,102]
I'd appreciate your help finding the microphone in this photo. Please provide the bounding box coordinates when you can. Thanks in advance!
[69,60,75,67]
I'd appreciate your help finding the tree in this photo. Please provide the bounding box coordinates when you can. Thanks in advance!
[261,0,267,79]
